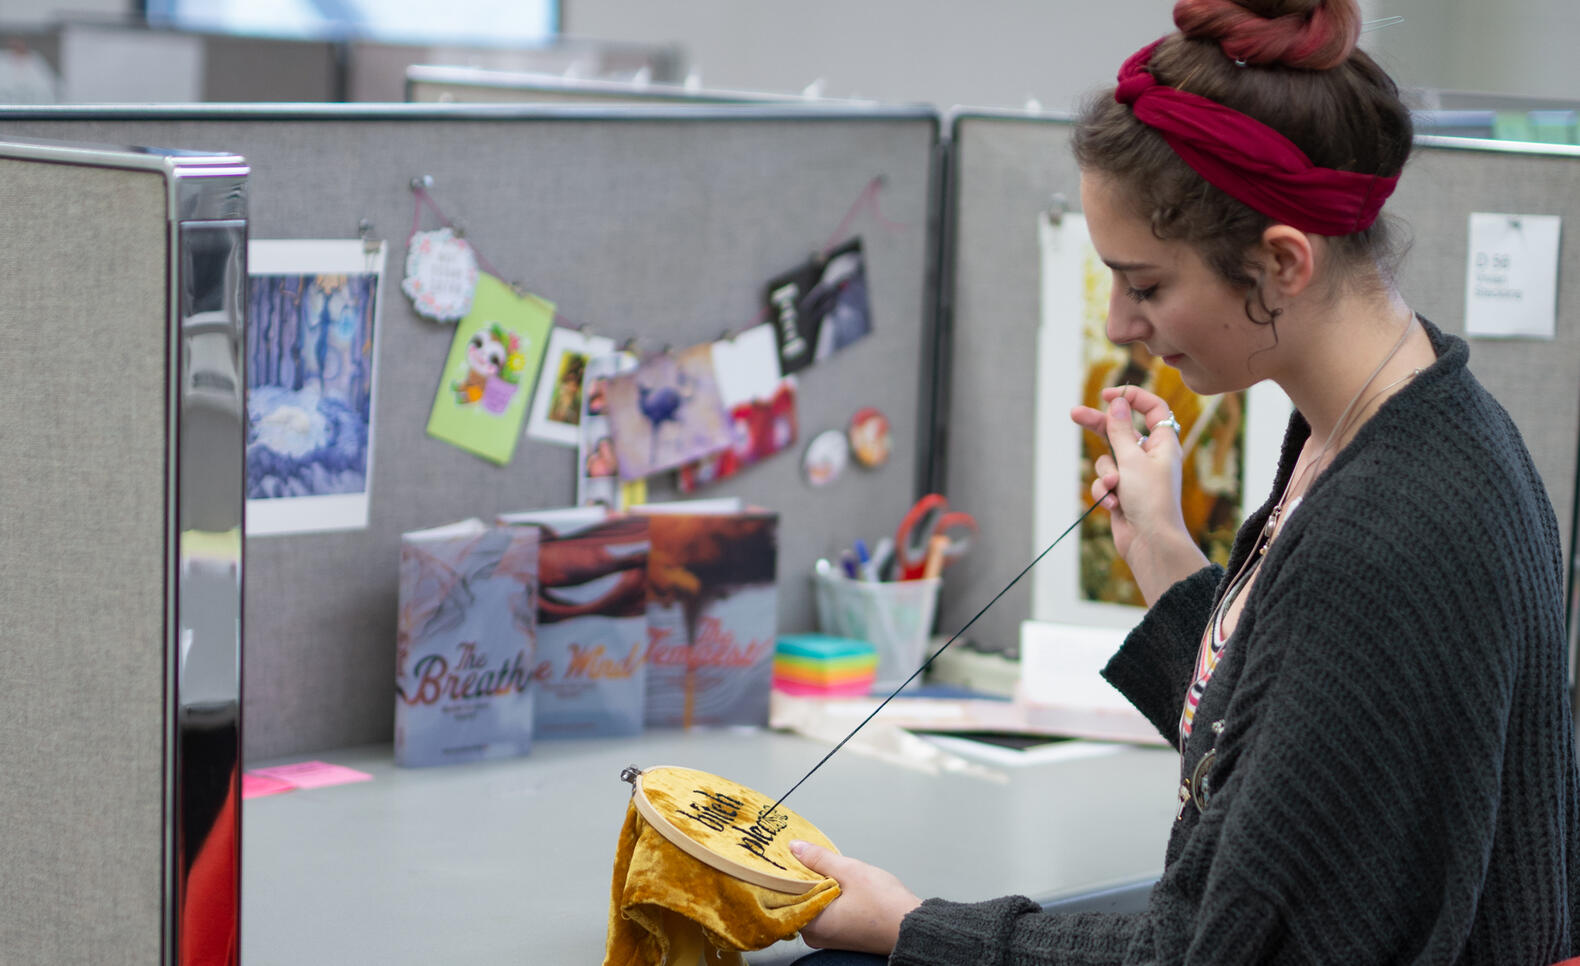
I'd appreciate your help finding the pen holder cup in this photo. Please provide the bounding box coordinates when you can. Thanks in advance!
[812,572,940,691]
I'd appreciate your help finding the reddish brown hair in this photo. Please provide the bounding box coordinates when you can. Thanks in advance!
[1074,0,1412,308]
[1175,0,1360,69]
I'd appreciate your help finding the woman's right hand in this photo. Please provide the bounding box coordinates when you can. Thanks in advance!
[1069,385,1208,606]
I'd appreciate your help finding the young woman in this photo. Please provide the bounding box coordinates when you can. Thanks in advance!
[789,0,1580,962]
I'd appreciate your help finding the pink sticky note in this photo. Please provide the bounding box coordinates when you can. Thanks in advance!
[241,772,298,800]
[248,760,374,791]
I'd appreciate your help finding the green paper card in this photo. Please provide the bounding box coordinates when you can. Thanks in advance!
[426,273,554,465]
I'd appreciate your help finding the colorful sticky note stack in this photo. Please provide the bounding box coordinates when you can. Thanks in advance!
[773,634,878,696]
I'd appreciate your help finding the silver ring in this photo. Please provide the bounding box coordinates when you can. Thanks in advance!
[1156,415,1182,434]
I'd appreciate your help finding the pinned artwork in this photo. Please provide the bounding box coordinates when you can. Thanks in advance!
[801,429,849,487]
[679,325,798,492]
[246,238,386,536]
[527,326,617,447]
[426,274,553,465]
[578,350,647,509]
[401,227,479,322]
[847,406,891,469]
[765,238,874,375]
[604,344,732,481]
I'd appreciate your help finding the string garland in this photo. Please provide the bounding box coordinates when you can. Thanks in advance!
[406,173,904,352]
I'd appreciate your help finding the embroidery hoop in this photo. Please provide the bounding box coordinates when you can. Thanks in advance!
[623,765,839,894]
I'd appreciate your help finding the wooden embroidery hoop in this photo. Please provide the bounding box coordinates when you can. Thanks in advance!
[623,765,839,895]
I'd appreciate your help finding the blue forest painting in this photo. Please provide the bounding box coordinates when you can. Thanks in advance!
[247,271,379,501]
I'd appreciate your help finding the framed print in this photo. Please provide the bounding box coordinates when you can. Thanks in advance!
[1031,213,1289,630]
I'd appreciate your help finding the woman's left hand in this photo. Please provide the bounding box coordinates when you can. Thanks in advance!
[791,840,921,955]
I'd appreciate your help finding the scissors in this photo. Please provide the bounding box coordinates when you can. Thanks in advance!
[893,493,977,580]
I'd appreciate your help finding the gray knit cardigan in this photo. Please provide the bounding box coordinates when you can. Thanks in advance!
[893,320,1580,964]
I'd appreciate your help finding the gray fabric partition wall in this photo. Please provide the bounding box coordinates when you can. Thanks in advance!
[0,139,247,965]
[0,105,940,762]
[0,154,169,966]
[939,112,1580,659]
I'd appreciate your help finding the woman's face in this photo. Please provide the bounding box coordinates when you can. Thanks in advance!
[1080,171,1272,396]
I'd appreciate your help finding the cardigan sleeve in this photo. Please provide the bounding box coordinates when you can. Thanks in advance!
[891,898,1143,966]
[1102,563,1222,748]
[884,567,1222,966]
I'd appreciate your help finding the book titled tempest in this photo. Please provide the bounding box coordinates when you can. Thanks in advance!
[636,505,779,729]
[395,519,540,767]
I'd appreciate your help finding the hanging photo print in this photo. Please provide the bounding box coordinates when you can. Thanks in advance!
[604,344,732,481]
[764,238,873,375]
[679,324,798,492]
[246,238,387,536]
[402,226,479,322]
[426,274,553,465]
[578,350,645,509]
[526,325,617,447]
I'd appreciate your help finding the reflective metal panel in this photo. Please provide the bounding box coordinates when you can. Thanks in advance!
[169,198,247,963]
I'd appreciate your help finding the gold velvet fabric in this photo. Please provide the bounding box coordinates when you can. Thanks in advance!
[603,802,840,965]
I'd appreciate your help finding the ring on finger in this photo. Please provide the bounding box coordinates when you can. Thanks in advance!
[1155,415,1183,434]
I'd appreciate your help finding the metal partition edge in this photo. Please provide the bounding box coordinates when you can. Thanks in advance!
[165,161,248,966]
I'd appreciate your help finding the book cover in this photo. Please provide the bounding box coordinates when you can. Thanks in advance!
[639,509,779,728]
[497,508,650,738]
[395,519,540,767]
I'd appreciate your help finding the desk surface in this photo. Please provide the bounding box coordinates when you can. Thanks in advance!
[241,729,1179,964]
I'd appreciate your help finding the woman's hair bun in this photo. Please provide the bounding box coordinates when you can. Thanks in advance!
[1173,0,1361,70]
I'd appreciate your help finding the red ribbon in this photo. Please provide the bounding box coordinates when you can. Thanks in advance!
[1114,39,1397,236]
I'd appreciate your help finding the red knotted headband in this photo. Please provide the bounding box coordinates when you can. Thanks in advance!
[1114,39,1397,236]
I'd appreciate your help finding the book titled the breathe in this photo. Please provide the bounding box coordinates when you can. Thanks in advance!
[395,518,540,767]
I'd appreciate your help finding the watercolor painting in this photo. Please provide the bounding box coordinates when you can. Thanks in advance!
[246,239,385,535]
[604,343,732,481]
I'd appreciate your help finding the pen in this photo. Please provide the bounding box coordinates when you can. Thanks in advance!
[853,539,877,581]
[839,550,859,579]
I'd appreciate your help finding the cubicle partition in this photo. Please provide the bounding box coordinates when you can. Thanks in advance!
[0,138,246,964]
[937,111,1580,660]
[8,101,1580,966]
[0,103,941,762]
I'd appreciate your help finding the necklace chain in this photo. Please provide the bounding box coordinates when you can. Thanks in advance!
[1248,314,1423,564]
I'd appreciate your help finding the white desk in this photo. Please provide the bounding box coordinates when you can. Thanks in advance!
[241,729,1179,964]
